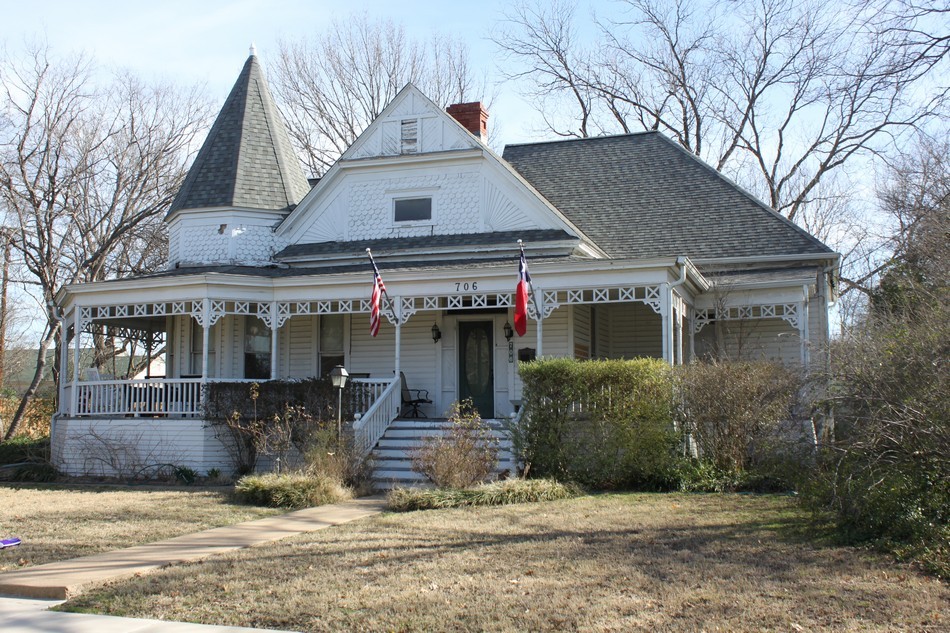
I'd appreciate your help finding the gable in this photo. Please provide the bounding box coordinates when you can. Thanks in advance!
[278,85,592,253]
[345,85,480,160]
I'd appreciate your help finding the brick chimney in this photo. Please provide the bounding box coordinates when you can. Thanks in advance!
[446,102,488,143]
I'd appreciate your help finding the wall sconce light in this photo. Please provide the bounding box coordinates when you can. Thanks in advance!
[503,321,514,341]
[431,323,442,343]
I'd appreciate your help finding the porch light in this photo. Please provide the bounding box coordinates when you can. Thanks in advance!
[431,323,441,343]
[503,321,514,341]
[329,365,349,390]
[330,365,349,449]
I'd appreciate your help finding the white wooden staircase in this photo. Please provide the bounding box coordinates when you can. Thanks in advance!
[369,418,518,490]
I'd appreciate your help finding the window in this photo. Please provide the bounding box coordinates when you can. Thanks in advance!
[244,316,271,379]
[400,119,418,154]
[190,319,215,376]
[394,197,432,223]
[319,315,345,377]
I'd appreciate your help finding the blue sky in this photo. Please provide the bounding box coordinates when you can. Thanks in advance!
[2,0,583,145]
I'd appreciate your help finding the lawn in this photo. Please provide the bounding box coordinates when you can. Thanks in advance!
[63,493,948,632]
[0,484,282,572]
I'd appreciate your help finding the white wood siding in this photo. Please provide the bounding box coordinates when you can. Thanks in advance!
[573,305,592,359]
[53,418,232,477]
[607,303,662,359]
[286,315,316,378]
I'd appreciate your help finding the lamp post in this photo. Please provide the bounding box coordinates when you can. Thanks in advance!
[329,365,349,449]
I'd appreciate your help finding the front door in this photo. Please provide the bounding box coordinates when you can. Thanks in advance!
[458,321,494,417]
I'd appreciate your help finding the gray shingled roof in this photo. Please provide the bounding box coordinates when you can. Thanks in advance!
[276,229,573,260]
[502,132,834,260]
[168,55,310,214]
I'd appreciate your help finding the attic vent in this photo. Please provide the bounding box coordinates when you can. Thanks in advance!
[400,119,418,154]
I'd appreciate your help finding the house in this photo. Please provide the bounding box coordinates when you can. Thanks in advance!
[51,53,839,479]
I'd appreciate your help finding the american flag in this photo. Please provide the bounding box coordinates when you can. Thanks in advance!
[370,261,386,337]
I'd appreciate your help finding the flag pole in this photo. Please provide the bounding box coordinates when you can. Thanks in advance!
[366,248,397,325]
[518,239,542,318]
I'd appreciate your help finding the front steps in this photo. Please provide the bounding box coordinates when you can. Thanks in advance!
[369,418,517,490]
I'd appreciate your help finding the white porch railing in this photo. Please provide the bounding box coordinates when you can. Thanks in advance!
[71,378,204,417]
[352,377,400,456]
[349,378,394,416]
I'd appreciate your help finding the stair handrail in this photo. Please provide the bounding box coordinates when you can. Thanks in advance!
[352,376,401,456]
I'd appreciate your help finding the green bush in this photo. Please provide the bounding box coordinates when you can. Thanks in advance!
[388,478,582,511]
[518,358,679,490]
[412,399,499,489]
[234,472,352,509]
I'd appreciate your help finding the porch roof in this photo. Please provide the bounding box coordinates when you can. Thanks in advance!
[703,266,822,289]
[274,228,574,263]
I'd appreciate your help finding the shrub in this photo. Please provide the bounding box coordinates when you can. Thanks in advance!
[676,360,804,477]
[518,358,679,489]
[802,300,949,578]
[412,399,499,489]
[304,425,373,495]
[204,378,348,475]
[234,472,352,509]
[388,478,582,511]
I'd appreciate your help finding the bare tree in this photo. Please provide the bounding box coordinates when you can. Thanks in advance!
[495,0,947,235]
[0,43,210,439]
[271,13,487,176]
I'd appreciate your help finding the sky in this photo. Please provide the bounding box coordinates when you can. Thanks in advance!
[0,0,567,146]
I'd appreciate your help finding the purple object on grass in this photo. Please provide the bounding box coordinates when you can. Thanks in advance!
[0,537,21,548]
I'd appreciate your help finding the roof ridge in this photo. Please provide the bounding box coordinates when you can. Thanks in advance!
[504,130,657,150]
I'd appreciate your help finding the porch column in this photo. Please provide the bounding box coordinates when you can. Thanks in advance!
[71,307,81,415]
[269,301,279,380]
[200,298,210,384]
[675,306,684,365]
[393,296,402,376]
[800,285,810,367]
[688,312,696,362]
[534,287,543,357]
[661,283,673,364]
[58,316,69,415]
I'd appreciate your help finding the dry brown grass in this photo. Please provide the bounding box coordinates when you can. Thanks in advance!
[0,485,281,572]
[63,494,948,631]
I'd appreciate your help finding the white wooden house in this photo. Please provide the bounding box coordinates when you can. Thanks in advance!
[51,54,839,479]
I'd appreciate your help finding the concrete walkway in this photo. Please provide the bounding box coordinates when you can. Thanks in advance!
[0,495,388,631]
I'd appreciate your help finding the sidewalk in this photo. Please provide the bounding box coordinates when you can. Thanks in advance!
[0,595,295,632]
[0,495,388,631]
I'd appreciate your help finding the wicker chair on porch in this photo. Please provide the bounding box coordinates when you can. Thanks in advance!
[400,371,432,418]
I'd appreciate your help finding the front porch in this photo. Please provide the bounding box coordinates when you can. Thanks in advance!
[52,257,817,477]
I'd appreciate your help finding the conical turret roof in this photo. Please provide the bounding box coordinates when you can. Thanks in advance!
[168,54,310,215]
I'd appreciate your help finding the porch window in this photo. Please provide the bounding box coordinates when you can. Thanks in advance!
[244,316,271,379]
[190,319,215,376]
[319,314,344,377]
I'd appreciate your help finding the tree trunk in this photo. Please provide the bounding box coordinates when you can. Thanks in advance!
[3,323,59,441]
[0,234,11,391]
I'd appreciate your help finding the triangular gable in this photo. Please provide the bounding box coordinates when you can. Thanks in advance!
[344,84,480,159]
[277,85,603,257]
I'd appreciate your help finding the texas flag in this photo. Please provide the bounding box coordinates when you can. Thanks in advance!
[514,248,531,336]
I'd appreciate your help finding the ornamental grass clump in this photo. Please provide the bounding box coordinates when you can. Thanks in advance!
[233,472,351,509]
[388,478,581,511]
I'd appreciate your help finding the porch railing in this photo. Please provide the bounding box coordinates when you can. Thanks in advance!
[71,378,204,417]
[352,377,400,456]
[349,378,394,416]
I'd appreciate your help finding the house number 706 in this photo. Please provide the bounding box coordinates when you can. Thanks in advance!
[454,282,477,291]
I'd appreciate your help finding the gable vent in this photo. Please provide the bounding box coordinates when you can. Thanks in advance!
[400,119,418,154]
